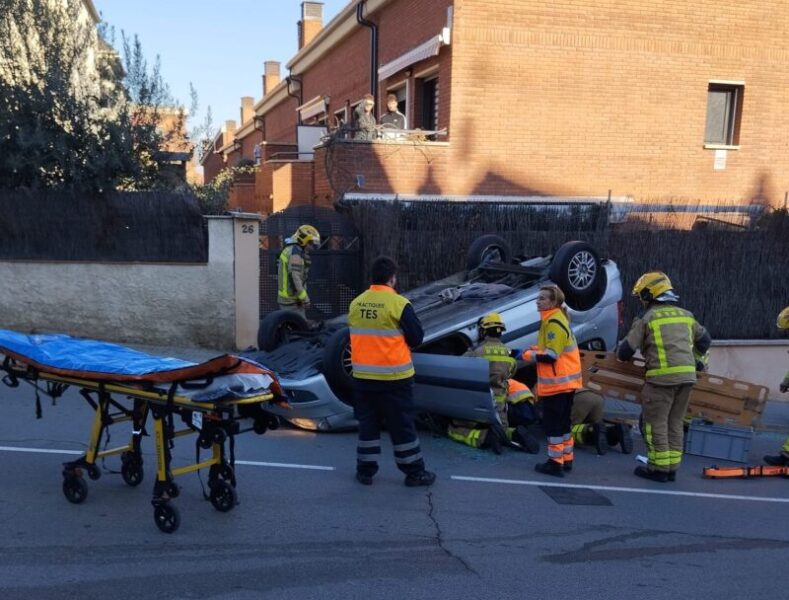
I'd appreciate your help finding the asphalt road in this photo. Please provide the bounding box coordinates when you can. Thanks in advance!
[0,382,787,600]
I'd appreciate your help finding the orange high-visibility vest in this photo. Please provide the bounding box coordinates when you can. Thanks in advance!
[348,285,414,381]
[535,308,582,397]
[507,379,534,404]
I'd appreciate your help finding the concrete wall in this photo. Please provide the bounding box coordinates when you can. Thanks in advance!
[0,215,260,351]
[710,341,789,402]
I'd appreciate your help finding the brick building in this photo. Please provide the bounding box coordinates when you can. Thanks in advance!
[204,0,789,213]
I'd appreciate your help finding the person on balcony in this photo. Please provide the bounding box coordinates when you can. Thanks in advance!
[353,94,377,141]
[380,93,407,139]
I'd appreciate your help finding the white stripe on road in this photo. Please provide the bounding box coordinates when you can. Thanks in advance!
[0,445,82,455]
[235,460,335,471]
[0,445,335,471]
[451,475,789,504]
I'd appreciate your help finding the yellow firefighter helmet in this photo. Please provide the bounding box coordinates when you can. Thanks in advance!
[632,271,673,303]
[294,224,320,248]
[478,312,506,333]
[777,306,789,330]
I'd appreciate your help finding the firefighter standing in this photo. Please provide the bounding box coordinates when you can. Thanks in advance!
[763,305,789,466]
[348,256,435,487]
[617,272,711,482]
[277,224,320,318]
[522,285,583,477]
[447,313,539,454]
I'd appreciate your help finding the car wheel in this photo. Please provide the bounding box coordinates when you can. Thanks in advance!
[257,310,310,351]
[548,241,606,311]
[322,327,355,403]
[466,234,512,272]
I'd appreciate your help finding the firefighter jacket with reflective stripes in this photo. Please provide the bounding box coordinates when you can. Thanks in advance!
[277,244,310,305]
[463,338,516,403]
[349,285,416,381]
[622,303,709,386]
[508,379,535,405]
[527,308,582,397]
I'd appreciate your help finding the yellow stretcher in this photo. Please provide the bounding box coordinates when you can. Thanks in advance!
[1,339,284,534]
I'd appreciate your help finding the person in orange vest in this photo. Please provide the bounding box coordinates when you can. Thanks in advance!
[348,256,436,487]
[521,284,583,477]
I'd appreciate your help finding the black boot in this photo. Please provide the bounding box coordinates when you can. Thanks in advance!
[606,423,634,454]
[482,429,503,455]
[634,466,668,482]
[404,470,436,487]
[764,454,789,466]
[535,460,564,478]
[512,426,540,454]
[592,424,608,455]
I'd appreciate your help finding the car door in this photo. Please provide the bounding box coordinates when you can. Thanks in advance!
[411,353,498,424]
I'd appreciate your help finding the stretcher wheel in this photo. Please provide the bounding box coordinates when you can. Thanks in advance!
[167,483,180,498]
[209,480,237,512]
[153,503,180,533]
[87,464,101,481]
[62,476,88,504]
[121,460,144,487]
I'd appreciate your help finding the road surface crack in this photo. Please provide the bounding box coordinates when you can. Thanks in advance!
[426,490,479,576]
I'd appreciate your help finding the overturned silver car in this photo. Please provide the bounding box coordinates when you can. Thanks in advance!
[246,237,623,431]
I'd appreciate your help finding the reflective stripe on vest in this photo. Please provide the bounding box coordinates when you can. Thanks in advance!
[535,310,583,397]
[645,315,696,378]
[507,380,534,404]
[349,285,414,381]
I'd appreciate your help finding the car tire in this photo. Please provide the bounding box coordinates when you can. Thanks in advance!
[548,241,606,311]
[466,234,512,272]
[322,326,355,402]
[257,310,310,352]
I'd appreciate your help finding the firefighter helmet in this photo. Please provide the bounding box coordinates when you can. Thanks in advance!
[294,224,320,248]
[777,306,789,330]
[478,312,506,335]
[632,272,673,303]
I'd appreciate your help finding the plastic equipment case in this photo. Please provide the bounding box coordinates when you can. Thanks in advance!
[684,419,753,463]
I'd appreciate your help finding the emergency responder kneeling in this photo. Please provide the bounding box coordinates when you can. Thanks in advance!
[763,305,789,467]
[447,313,540,454]
[277,224,320,319]
[617,272,711,483]
[348,256,436,487]
[571,388,633,456]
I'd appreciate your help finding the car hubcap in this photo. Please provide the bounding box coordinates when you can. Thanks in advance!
[481,246,504,264]
[568,251,596,290]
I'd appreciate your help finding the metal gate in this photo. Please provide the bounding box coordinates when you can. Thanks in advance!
[259,205,363,320]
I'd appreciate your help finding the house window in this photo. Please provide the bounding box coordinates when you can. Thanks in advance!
[704,83,743,146]
[416,75,439,134]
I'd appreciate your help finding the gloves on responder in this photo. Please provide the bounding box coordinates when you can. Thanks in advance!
[520,346,539,363]
[781,383,788,393]
[695,360,706,372]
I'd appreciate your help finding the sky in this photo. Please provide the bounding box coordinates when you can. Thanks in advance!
[93,0,350,134]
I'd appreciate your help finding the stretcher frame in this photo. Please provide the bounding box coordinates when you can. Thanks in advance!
[1,356,281,533]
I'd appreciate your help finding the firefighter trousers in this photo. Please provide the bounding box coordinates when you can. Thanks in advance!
[641,382,693,474]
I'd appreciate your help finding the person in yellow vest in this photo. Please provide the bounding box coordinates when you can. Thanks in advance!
[277,224,320,318]
[764,305,789,466]
[348,256,435,487]
[617,272,711,482]
[447,313,540,454]
[521,285,583,477]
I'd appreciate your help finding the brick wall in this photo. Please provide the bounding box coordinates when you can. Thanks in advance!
[300,0,453,133]
[448,0,789,204]
[202,151,225,185]
[256,160,329,215]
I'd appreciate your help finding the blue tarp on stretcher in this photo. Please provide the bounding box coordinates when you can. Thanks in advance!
[0,331,281,394]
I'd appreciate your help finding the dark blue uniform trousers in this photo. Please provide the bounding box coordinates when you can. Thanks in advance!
[353,379,425,477]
